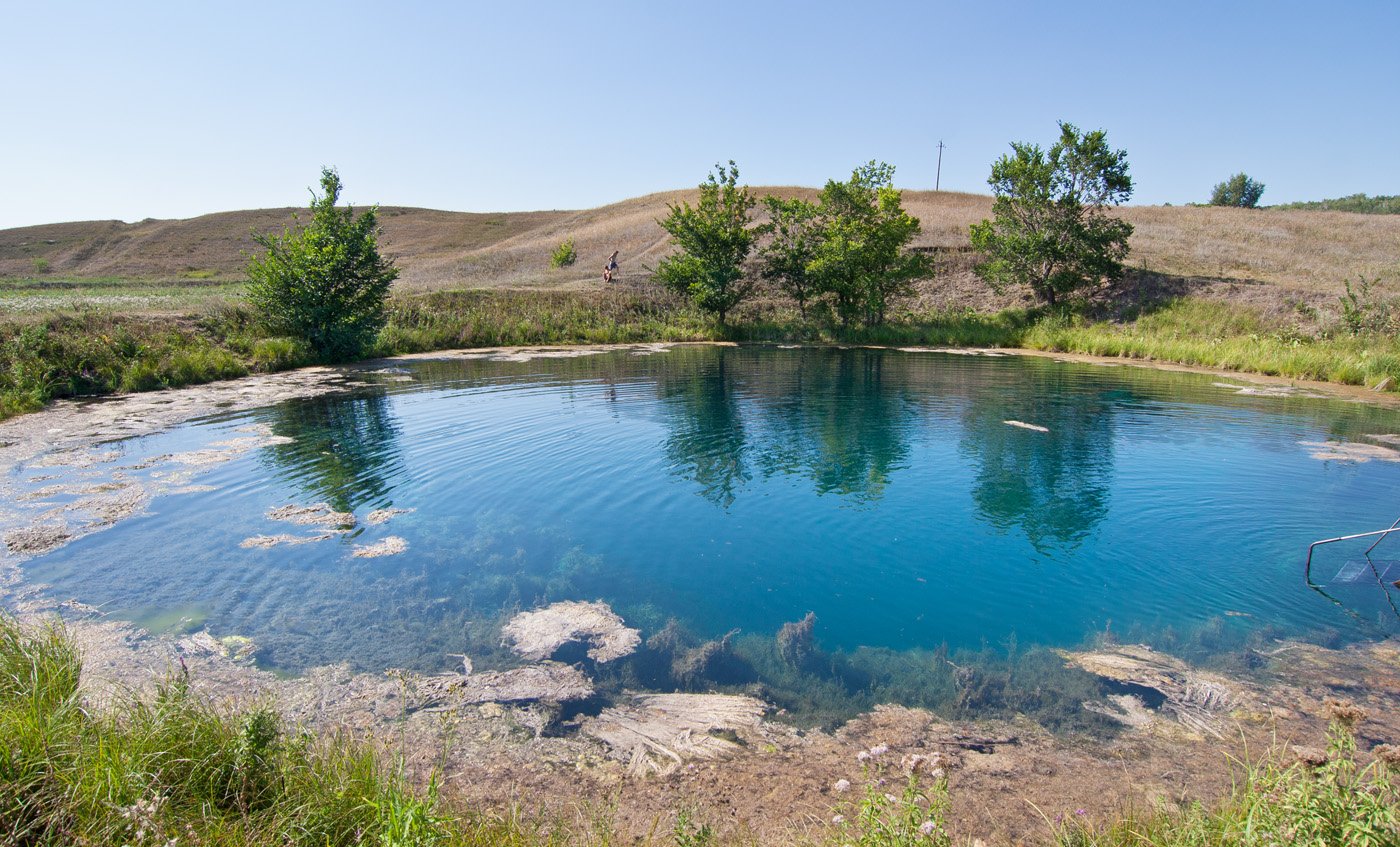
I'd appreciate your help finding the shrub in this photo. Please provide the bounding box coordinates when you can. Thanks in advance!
[31,257,51,274]
[246,168,399,362]
[550,238,577,268]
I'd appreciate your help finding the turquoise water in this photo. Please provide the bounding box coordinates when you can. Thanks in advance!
[17,346,1400,724]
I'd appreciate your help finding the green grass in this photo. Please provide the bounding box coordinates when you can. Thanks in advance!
[0,613,567,846]
[1022,298,1400,389]
[1053,709,1398,846]
[2,288,1398,423]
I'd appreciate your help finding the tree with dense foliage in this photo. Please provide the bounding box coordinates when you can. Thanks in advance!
[246,168,398,361]
[800,162,932,326]
[655,162,758,325]
[1210,172,1266,208]
[969,123,1134,308]
[757,196,821,317]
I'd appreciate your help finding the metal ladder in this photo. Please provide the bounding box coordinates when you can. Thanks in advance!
[1305,516,1400,623]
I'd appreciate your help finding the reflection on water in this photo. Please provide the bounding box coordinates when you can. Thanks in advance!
[256,390,404,513]
[17,345,1400,727]
[657,350,751,508]
[751,350,914,504]
[960,366,1113,550]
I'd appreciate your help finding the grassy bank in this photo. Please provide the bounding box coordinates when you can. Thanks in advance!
[3,615,1396,846]
[1022,298,1400,390]
[2,288,1398,422]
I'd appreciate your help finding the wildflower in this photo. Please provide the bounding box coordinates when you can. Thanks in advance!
[883,793,899,803]
[1323,698,1367,729]
[868,743,890,757]
[834,778,851,793]
[832,814,846,824]
[1075,809,1086,816]
[857,750,871,763]
[918,820,939,836]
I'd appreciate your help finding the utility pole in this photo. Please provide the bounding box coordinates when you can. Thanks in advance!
[935,140,946,191]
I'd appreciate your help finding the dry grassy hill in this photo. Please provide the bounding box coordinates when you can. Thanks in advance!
[2,190,1397,304]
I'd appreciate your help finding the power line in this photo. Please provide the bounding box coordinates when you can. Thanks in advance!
[935,140,946,191]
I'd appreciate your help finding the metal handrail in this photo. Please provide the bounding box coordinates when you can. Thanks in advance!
[1305,526,1400,586]
[1364,515,1400,556]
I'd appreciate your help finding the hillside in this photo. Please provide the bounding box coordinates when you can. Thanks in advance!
[2,190,1397,299]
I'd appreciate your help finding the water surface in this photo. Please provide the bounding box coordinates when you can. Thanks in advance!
[18,346,1400,723]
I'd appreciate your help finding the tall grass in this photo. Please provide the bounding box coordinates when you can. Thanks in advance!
[0,614,534,846]
[1022,298,1400,389]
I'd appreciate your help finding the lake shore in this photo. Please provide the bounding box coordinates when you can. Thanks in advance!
[4,342,1400,844]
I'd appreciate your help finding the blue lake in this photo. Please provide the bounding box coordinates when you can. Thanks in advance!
[18,345,1400,726]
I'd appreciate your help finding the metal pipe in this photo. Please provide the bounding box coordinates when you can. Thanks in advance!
[1364,515,1400,556]
[1305,526,1400,586]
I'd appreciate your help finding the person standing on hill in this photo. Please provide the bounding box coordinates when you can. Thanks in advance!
[603,250,620,283]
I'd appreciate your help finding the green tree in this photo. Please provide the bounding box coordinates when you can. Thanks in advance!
[757,196,821,317]
[655,161,758,325]
[805,162,931,327]
[246,168,399,361]
[969,122,1133,308]
[1210,172,1266,208]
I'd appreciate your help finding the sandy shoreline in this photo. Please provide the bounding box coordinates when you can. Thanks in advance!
[3,341,1400,844]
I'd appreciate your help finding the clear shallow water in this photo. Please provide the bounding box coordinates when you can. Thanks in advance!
[18,346,1400,722]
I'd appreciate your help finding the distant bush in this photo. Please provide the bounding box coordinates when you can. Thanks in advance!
[1273,193,1400,214]
[550,238,577,268]
[1210,172,1266,208]
[30,258,50,274]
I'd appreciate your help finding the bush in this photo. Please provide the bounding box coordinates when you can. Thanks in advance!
[1210,172,1266,208]
[550,238,577,268]
[246,168,399,362]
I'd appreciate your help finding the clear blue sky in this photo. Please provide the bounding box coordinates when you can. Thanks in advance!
[3,1,1397,229]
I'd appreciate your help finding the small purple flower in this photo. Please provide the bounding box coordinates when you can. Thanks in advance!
[918,820,938,836]
[1076,809,1087,816]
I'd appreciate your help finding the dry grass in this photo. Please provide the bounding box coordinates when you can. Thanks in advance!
[5,190,1395,300]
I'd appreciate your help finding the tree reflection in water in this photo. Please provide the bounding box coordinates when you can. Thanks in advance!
[256,390,405,513]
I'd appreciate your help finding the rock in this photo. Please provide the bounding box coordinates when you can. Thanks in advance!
[351,536,408,558]
[1299,440,1400,463]
[266,503,357,530]
[1059,644,1241,738]
[581,692,768,775]
[4,523,72,556]
[417,662,594,706]
[502,600,640,663]
[365,507,414,526]
[240,532,333,549]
